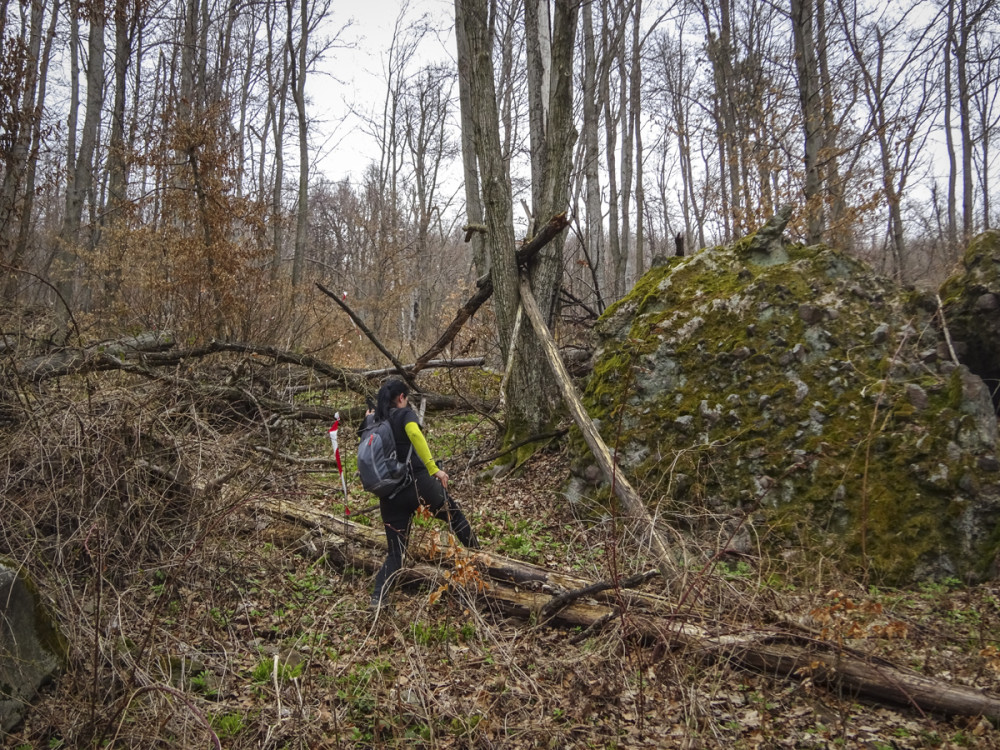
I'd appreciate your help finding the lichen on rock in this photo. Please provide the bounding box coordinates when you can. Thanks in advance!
[572,229,1000,585]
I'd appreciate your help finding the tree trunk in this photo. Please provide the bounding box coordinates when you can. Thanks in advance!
[519,274,678,579]
[265,1,288,279]
[944,0,958,252]
[454,0,487,277]
[791,0,824,244]
[629,0,645,279]
[508,0,578,442]
[816,0,848,250]
[456,0,519,366]
[56,0,106,325]
[581,0,605,308]
[286,0,312,287]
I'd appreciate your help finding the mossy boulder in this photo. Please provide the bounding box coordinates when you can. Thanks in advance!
[940,229,1000,409]
[572,229,1000,585]
[0,560,66,734]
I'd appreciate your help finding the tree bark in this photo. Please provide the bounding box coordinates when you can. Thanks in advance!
[580,0,605,306]
[791,0,824,244]
[287,0,309,287]
[56,0,106,325]
[453,0,488,277]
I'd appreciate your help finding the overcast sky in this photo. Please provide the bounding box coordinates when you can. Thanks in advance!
[309,0,458,186]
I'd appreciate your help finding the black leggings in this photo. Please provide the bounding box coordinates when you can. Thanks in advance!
[372,471,479,604]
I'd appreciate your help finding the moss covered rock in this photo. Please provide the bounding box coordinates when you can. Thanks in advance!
[0,560,66,733]
[940,229,1000,409]
[573,231,1000,585]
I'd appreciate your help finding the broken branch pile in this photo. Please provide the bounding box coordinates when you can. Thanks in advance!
[255,494,1000,723]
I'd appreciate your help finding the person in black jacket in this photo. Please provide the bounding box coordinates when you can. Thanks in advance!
[368,379,479,611]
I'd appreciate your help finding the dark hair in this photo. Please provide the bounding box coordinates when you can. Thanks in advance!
[375,379,409,421]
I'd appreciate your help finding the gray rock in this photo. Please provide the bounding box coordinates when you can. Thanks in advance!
[577,231,1000,584]
[1,562,65,733]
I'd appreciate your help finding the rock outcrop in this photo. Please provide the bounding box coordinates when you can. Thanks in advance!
[572,227,1000,584]
[0,561,65,733]
[940,229,1000,410]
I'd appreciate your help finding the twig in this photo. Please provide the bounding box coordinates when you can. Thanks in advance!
[935,293,961,365]
[569,609,620,644]
[541,570,659,619]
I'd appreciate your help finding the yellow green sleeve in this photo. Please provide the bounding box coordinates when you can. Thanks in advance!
[404,421,439,475]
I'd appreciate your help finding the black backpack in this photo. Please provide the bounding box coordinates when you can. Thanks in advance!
[357,414,413,499]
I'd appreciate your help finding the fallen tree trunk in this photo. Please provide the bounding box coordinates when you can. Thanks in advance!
[256,494,1000,722]
[255,496,676,614]
[14,331,177,382]
[518,274,680,582]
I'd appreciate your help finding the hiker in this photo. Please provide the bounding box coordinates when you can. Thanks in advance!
[367,379,479,611]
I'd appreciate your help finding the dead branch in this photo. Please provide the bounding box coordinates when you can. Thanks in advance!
[360,357,486,378]
[315,283,417,390]
[539,570,659,619]
[410,212,571,377]
[518,273,679,581]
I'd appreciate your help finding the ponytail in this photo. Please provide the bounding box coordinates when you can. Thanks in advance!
[375,379,409,422]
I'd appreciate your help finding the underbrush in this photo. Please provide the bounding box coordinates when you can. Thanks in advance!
[2,379,1000,748]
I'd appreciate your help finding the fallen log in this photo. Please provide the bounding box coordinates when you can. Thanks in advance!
[14,331,176,382]
[518,274,680,582]
[257,495,1000,722]
[254,495,677,615]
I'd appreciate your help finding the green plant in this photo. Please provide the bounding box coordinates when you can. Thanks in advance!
[251,656,304,684]
[718,559,754,580]
[210,712,247,739]
[189,670,218,698]
[410,620,457,646]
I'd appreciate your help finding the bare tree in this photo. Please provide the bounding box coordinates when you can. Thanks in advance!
[56,0,106,324]
[839,0,938,280]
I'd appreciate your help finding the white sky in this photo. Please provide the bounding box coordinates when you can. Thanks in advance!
[309,0,458,186]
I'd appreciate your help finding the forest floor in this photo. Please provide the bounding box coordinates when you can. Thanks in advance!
[7,413,1000,749]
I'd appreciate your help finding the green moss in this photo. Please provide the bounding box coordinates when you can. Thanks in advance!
[575,236,999,584]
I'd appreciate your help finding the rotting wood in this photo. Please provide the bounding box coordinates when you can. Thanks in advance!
[258,495,1000,722]
[517,273,680,582]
